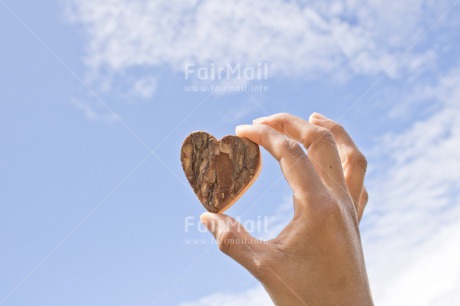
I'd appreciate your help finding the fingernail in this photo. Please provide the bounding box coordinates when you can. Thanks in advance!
[200,212,215,232]
[253,116,267,124]
[311,112,327,119]
[235,124,252,133]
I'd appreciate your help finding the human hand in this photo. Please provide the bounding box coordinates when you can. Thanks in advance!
[200,113,373,306]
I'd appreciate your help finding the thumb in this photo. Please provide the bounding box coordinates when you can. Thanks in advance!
[201,212,266,275]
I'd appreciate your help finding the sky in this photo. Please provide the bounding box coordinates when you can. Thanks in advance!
[1,0,460,305]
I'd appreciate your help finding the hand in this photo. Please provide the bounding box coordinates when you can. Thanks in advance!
[200,113,373,306]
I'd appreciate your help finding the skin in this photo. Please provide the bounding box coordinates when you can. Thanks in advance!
[200,112,373,306]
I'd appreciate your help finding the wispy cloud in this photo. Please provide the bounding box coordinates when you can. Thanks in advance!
[363,67,460,305]
[179,286,273,306]
[130,77,157,100]
[71,98,120,123]
[66,0,451,88]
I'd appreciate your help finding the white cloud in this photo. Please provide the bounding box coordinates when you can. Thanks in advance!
[66,0,451,88]
[131,77,157,99]
[363,67,460,305]
[178,67,460,305]
[371,221,460,306]
[179,286,273,306]
[71,98,120,123]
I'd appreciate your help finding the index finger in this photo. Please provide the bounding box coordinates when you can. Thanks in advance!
[236,124,325,199]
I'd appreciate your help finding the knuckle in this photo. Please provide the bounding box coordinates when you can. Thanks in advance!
[287,140,304,155]
[308,193,360,228]
[319,195,353,219]
[275,112,291,120]
[324,199,358,225]
[315,127,336,147]
[361,188,369,205]
[330,122,345,135]
[275,113,292,131]
[280,139,305,158]
[279,139,291,151]
[348,151,368,172]
[310,194,342,221]
[217,228,235,254]
[259,126,272,145]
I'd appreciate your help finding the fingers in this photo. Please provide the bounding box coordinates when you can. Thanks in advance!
[236,124,324,198]
[309,113,367,210]
[200,212,267,278]
[252,113,347,198]
[357,186,368,222]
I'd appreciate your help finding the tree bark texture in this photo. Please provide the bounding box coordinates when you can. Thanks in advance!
[181,132,261,213]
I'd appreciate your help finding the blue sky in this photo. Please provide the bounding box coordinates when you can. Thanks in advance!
[1,1,460,305]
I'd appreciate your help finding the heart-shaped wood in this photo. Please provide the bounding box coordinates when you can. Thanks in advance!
[180,131,262,213]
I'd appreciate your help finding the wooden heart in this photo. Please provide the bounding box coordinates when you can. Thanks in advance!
[180,131,262,213]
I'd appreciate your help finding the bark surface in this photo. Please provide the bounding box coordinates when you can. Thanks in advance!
[181,132,261,213]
